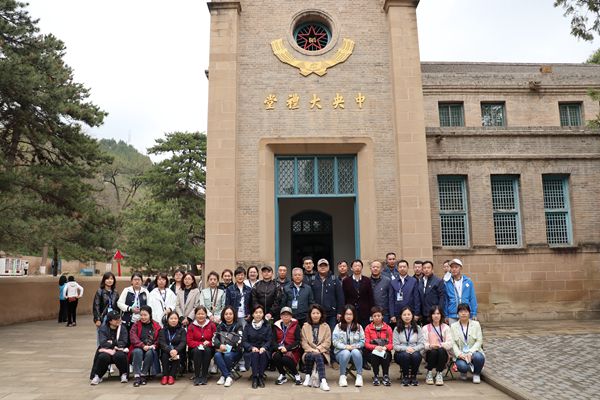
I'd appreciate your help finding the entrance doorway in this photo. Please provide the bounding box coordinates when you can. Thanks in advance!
[291,211,333,269]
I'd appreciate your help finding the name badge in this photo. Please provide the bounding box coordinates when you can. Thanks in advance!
[396,292,403,302]
[225,344,232,353]
[291,300,299,309]
[462,345,469,353]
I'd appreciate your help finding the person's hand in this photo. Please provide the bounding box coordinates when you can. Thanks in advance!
[406,347,414,354]
[182,319,189,326]
[203,341,210,346]
[336,314,341,321]
[375,346,384,352]
[444,318,449,325]
[391,317,396,324]
[133,307,140,314]
[143,345,150,351]
[105,348,115,356]
[464,353,472,363]
[252,347,259,353]
[346,345,353,351]
[169,349,178,358]
[209,316,216,323]
[279,346,287,353]
[431,343,440,349]
[266,313,272,321]
[259,347,266,354]
[95,320,101,327]
[219,345,227,352]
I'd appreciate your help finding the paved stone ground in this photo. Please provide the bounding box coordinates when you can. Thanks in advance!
[0,318,510,400]
[484,320,600,400]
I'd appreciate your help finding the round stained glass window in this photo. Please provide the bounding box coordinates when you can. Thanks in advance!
[294,22,331,52]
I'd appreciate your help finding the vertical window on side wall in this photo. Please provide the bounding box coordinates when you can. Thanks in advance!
[438,102,465,127]
[542,175,573,246]
[559,103,582,126]
[481,102,506,127]
[438,175,469,247]
[491,175,522,247]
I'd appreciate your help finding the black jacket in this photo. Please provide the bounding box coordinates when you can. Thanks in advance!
[212,321,244,353]
[280,281,315,321]
[98,322,129,349]
[93,288,119,323]
[312,273,345,317]
[342,276,374,323]
[251,279,281,318]
[242,321,272,352]
[418,275,446,319]
[225,283,252,319]
[158,326,187,354]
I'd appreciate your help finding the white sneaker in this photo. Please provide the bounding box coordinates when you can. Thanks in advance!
[473,374,481,384]
[426,370,434,385]
[109,364,115,375]
[90,375,102,385]
[239,364,247,372]
[460,372,468,381]
[224,376,233,387]
[217,376,225,385]
[320,379,330,391]
[303,374,311,387]
[355,374,363,387]
[210,364,218,374]
[339,375,348,387]
[120,374,128,383]
[435,372,444,386]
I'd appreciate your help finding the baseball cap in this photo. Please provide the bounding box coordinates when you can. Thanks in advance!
[261,265,273,272]
[280,307,293,315]
[449,258,463,267]
[317,258,329,266]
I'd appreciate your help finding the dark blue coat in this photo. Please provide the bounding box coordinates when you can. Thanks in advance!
[312,273,345,317]
[418,275,446,319]
[242,321,272,352]
[225,283,252,319]
[388,275,421,317]
[371,276,391,316]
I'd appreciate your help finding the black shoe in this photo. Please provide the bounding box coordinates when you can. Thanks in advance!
[201,376,208,385]
[410,375,418,386]
[402,376,410,386]
[193,377,201,386]
[294,376,302,385]
[276,375,288,385]
[383,375,391,386]
[133,377,141,387]
[141,377,147,385]
[363,362,371,371]
[252,377,258,389]
[373,376,380,386]
[259,377,265,388]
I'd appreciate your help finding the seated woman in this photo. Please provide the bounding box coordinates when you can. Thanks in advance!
[242,305,272,389]
[422,305,452,386]
[213,306,244,387]
[90,310,129,385]
[187,305,216,386]
[364,306,393,386]
[158,311,186,385]
[332,305,365,388]
[393,306,424,386]
[271,306,302,385]
[450,303,485,384]
[300,304,331,392]
[129,305,161,387]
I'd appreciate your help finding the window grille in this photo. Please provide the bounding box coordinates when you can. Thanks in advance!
[439,103,465,127]
[559,103,582,127]
[491,175,521,247]
[481,103,505,127]
[438,176,469,247]
[543,176,572,245]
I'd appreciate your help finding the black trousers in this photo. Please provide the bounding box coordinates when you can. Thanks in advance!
[94,351,128,377]
[272,352,298,376]
[248,351,270,378]
[191,347,214,378]
[67,299,78,324]
[367,351,391,376]
[394,351,422,377]
[58,300,68,322]
[161,351,180,377]
[425,348,449,372]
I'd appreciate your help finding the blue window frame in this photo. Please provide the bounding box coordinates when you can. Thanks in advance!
[437,175,469,247]
[491,175,522,247]
[542,175,573,246]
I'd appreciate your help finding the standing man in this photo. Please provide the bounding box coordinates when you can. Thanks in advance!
[302,256,317,286]
[252,265,281,321]
[337,260,350,282]
[444,258,477,324]
[280,267,314,327]
[381,252,398,280]
[370,260,391,323]
[388,259,421,325]
[413,260,424,280]
[442,259,452,282]
[342,259,374,327]
[312,258,345,369]
[276,265,290,289]
[418,260,445,320]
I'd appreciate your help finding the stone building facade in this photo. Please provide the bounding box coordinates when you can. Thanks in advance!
[203,0,600,320]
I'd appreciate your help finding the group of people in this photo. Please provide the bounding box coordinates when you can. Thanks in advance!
[86,255,485,390]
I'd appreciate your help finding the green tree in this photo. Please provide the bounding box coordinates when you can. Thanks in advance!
[554,0,600,41]
[0,1,113,261]
[122,198,196,273]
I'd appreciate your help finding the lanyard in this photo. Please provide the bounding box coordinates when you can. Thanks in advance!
[404,327,412,343]
[460,322,469,343]
[210,288,218,309]
[167,330,176,346]
[453,278,463,303]
[160,289,167,304]
[432,324,443,343]
[293,286,300,300]
[133,289,140,306]
[280,323,289,345]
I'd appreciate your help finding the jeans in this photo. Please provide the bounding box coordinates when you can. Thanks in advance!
[456,351,485,375]
[336,349,363,375]
[326,315,337,363]
[132,348,156,376]
[214,351,242,378]
[394,351,422,377]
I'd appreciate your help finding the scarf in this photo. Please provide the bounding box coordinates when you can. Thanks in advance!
[252,319,264,330]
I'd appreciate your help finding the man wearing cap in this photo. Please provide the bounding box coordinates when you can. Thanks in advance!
[302,256,317,285]
[252,265,281,321]
[444,258,478,324]
[388,259,421,325]
[418,260,445,320]
[381,252,399,280]
[280,267,315,327]
[312,258,345,369]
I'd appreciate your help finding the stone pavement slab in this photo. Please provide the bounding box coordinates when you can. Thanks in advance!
[483,320,600,400]
[0,319,511,400]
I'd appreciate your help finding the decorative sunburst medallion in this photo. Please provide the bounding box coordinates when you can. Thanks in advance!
[294,22,330,51]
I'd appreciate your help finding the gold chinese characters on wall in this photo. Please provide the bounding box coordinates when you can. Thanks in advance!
[264,93,366,110]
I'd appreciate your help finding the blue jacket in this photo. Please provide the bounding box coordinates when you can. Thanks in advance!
[381,266,398,281]
[418,275,446,319]
[312,273,345,317]
[388,275,421,317]
[280,282,315,322]
[242,320,272,352]
[370,276,391,316]
[225,283,252,319]
[444,275,477,319]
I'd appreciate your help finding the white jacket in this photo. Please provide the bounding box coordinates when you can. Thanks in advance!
[62,281,84,298]
[148,287,178,327]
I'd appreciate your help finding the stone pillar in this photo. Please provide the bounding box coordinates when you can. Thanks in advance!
[204,1,241,272]
[384,0,433,259]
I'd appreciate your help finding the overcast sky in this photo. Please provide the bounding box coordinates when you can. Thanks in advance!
[25,0,598,158]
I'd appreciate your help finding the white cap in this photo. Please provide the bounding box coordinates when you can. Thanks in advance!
[449,258,463,267]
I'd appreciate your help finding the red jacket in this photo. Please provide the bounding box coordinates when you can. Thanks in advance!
[187,320,216,348]
[129,320,161,359]
[364,322,393,352]
[272,319,301,363]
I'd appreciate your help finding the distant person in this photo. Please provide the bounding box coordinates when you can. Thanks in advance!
[442,260,451,282]
[393,306,424,386]
[129,305,161,387]
[302,256,317,285]
[300,304,331,392]
[219,269,234,291]
[199,271,226,324]
[243,305,272,389]
[89,310,129,385]
[58,275,68,324]
[158,311,186,385]
[422,305,452,386]
[271,306,302,385]
[444,259,477,324]
[148,272,177,328]
[244,266,260,289]
[276,265,290,289]
[412,260,423,280]
[93,272,118,341]
[342,259,374,327]
[381,252,398,280]
[336,260,350,281]
[118,272,149,330]
[370,260,391,323]
[419,261,445,320]
[63,275,84,327]
[450,303,485,384]
[312,258,344,338]
[175,272,201,326]
[332,305,365,388]
[169,269,185,294]
[364,306,393,386]
[213,306,244,387]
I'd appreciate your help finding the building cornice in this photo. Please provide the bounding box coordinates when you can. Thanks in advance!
[207,1,241,13]
[383,0,419,12]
